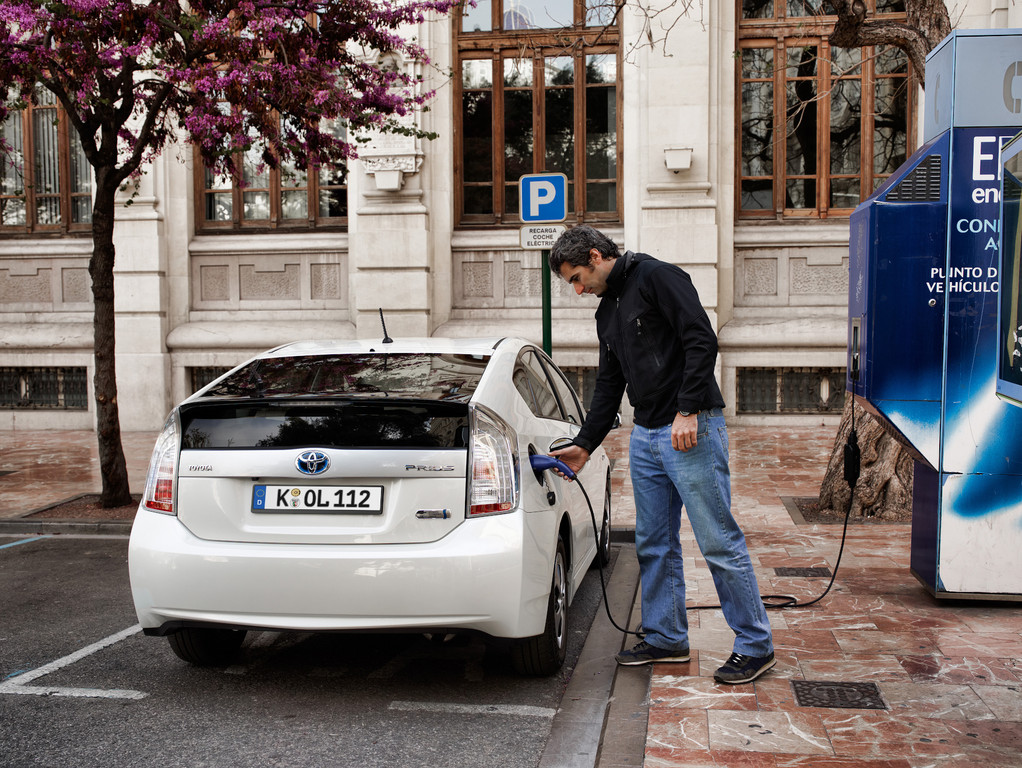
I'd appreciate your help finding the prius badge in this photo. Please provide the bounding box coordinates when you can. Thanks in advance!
[296,450,330,475]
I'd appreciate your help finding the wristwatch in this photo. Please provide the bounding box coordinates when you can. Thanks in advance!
[680,410,699,417]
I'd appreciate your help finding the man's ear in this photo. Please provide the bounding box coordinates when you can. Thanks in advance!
[589,248,602,265]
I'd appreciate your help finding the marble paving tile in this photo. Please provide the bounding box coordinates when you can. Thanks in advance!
[772,629,844,653]
[752,677,805,712]
[942,718,1022,749]
[650,675,760,711]
[971,683,1022,721]
[645,709,710,752]
[878,681,996,721]
[872,613,966,631]
[817,711,958,759]
[955,611,1022,635]
[774,758,912,768]
[707,710,833,756]
[799,655,914,683]
[832,629,938,655]
[645,748,780,767]
[935,631,1022,658]
[897,654,1022,686]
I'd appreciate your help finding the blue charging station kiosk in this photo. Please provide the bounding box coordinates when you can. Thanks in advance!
[847,29,1022,599]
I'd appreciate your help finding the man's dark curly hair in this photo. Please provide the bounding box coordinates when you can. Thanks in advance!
[548,225,621,274]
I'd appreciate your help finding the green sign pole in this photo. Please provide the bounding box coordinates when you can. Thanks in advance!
[542,249,552,355]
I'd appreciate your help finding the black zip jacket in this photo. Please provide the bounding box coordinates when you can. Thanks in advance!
[572,251,726,453]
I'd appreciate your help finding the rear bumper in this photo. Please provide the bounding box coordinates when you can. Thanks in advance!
[128,508,553,639]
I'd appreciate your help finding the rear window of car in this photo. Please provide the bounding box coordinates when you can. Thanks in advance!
[200,353,490,401]
[179,401,470,449]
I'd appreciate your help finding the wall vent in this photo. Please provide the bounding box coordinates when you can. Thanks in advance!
[885,155,942,202]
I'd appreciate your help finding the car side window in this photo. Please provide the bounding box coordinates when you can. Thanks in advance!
[539,355,585,425]
[517,351,561,420]
[513,367,537,412]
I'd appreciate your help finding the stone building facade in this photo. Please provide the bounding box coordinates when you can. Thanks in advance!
[2,1,1019,432]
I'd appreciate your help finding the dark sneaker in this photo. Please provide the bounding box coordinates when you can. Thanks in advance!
[615,640,690,666]
[713,651,776,684]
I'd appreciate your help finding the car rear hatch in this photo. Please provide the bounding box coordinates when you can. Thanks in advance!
[171,351,491,545]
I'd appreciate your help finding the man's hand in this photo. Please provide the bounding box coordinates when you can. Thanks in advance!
[549,444,590,480]
[671,412,698,452]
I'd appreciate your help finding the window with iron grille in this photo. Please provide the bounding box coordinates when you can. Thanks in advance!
[0,367,88,409]
[454,0,621,226]
[737,0,916,219]
[737,366,845,413]
[190,367,232,394]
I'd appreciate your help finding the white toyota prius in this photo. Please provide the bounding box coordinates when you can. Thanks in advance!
[128,337,612,675]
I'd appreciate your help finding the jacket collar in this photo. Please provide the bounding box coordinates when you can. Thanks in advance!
[604,250,639,299]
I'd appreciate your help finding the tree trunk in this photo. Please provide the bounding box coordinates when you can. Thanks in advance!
[89,167,132,508]
[818,393,914,521]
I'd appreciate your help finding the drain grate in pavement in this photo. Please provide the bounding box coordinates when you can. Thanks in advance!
[774,566,833,578]
[791,680,887,710]
[0,471,14,477]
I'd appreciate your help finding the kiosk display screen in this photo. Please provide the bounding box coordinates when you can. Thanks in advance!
[998,132,1022,405]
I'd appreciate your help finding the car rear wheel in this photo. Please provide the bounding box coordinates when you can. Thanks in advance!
[167,627,247,666]
[511,537,567,676]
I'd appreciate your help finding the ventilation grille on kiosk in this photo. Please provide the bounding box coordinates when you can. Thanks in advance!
[885,155,942,202]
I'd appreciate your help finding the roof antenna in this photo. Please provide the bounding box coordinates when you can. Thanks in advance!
[379,308,393,344]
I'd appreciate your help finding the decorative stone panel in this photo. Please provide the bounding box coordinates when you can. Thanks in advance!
[744,258,778,296]
[736,246,848,307]
[790,257,847,295]
[0,257,92,312]
[190,251,347,311]
[453,249,578,309]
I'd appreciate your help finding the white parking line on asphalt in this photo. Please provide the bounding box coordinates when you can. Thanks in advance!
[0,624,146,700]
[389,700,557,718]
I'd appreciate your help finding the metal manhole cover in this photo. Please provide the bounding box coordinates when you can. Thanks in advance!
[791,680,887,710]
[774,567,833,578]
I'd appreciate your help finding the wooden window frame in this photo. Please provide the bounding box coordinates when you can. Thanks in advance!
[1,99,93,236]
[454,0,623,228]
[194,119,348,233]
[736,0,916,220]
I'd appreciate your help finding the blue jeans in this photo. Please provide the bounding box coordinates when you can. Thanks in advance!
[629,409,773,657]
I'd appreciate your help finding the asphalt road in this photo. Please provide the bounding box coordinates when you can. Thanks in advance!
[0,532,630,768]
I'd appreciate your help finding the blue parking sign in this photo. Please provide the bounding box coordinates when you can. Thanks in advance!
[519,173,568,223]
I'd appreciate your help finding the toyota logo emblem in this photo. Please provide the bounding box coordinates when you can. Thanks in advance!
[296,450,330,475]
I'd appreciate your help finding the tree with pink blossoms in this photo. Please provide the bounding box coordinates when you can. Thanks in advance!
[0,0,458,506]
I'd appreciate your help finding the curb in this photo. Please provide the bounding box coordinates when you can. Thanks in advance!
[0,518,133,536]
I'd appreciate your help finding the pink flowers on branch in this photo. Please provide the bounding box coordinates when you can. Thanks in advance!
[0,0,460,183]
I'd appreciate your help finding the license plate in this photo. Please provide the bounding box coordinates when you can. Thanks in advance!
[252,484,384,514]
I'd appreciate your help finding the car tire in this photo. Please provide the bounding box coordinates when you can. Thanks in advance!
[167,627,247,666]
[595,474,612,568]
[511,537,568,676]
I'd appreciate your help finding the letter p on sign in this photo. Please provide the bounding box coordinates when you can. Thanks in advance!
[519,173,568,223]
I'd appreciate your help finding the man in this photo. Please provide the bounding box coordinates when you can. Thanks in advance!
[548,225,774,684]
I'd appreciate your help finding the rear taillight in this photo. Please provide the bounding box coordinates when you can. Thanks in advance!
[468,406,519,517]
[142,413,179,515]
